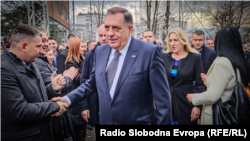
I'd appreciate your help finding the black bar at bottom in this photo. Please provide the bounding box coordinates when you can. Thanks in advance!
[96,125,250,140]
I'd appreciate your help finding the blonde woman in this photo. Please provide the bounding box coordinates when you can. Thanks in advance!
[161,28,206,125]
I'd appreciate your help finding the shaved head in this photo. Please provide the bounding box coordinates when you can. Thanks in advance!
[9,24,42,63]
[98,24,105,33]
[98,24,107,45]
[11,25,42,48]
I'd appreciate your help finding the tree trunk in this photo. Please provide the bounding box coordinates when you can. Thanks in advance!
[152,1,158,34]
[146,1,152,29]
[162,1,170,47]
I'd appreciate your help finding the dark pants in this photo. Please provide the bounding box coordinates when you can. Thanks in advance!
[75,125,87,141]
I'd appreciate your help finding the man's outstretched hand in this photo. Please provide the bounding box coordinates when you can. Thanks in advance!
[51,97,69,116]
[63,67,78,80]
[51,71,66,91]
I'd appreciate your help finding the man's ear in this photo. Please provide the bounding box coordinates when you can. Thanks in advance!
[154,36,155,40]
[20,42,28,53]
[128,25,133,35]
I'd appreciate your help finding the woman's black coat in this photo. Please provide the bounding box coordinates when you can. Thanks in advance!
[161,52,206,124]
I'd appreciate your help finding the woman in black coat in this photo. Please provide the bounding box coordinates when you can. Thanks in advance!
[65,38,86,141]
[161,28,206,125]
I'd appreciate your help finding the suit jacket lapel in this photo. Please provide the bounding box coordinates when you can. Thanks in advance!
[112,37,138,103]
[100,46,112,101]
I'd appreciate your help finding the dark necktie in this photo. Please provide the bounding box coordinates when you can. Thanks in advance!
[106,51,121,92]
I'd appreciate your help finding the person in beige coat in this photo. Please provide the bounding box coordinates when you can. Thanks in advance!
[186,26,250,125]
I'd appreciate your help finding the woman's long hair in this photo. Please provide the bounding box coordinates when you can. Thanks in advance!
[65,39,85,64]
[163,27,197,54]
[215,26,250,87]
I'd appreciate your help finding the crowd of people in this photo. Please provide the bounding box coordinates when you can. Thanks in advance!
[1,7,250,141]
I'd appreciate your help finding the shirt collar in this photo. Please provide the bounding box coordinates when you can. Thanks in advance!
[8,50,32,69]
[110,36,132,56]
[22,61,31,69]
[55,51,59,57]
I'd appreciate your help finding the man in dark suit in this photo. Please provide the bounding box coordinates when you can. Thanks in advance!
[80,24,106,133]
[192,30,217,74]
[57,34,78,74]
[52,7,171,125]
[1,24,68,141]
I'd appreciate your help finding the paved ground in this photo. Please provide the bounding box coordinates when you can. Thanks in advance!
[86,127,96,141]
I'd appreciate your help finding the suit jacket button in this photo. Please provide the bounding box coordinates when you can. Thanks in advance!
[114,121,116,125]
[112,106,114,108]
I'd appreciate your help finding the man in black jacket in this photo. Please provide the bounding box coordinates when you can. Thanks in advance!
[57,34,78,74]
[192,30,217,74]
[1,24,68,141]
[79,24,107,135]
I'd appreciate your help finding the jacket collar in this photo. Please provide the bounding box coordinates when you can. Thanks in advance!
[200,44,207,60]
[2,50,29,73]
[38,55,49,63]
[153,40,159,46]
[96,42,101,47]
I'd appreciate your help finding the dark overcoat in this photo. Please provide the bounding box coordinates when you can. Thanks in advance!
[1,50,60,141]
[161,52,206,124]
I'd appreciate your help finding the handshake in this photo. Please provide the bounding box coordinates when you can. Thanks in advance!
[51,97,69,116]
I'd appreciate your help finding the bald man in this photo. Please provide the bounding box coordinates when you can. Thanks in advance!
[79,24,107,133]
[98,24,107,45]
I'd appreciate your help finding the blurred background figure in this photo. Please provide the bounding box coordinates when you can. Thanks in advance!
[65,38,86,141]
[83,42,88,56]
[156,39,162,47]
[206,37,215,50]
[63,43,67,50]
[243,45,248,52]
[87,41,97,51]
[48,37,60,72]
[58,44,66,51]
[57,34,78,74]
[142,29,165,51]
[192,30,216,74]
[142,29,156,44]
[45,47,57,72]
[243,45,250,65]
[81,24,107,140]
